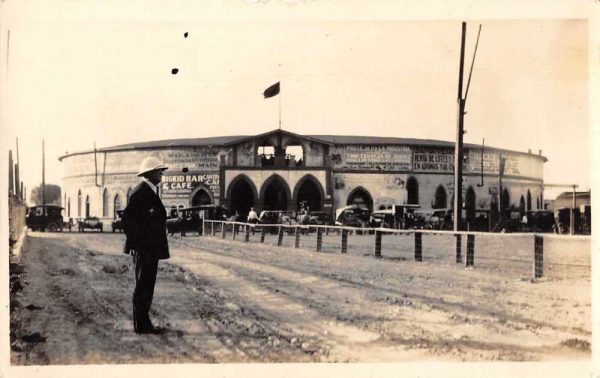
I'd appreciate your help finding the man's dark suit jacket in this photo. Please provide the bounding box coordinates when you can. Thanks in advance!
[122,181,170,260]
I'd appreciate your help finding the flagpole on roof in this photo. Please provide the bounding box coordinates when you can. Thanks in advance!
[278,64,282,130]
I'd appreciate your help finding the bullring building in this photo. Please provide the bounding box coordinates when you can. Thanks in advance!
[59,129,547,224]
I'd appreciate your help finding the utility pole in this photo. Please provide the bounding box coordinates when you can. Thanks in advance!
[15,138,20,199]
[453,22,467,232]
[453,22,482,232]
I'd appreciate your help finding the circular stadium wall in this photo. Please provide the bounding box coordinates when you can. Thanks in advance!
[59,130,547,225]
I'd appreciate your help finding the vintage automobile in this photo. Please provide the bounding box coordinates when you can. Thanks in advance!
[307,211,331,226]
[78,217,103,232]
[554,207,581,234]
[26,205,65,232]
[111,210,124,232]
[369,210,395,228]
[527,210,555,233]
[467,210,490,232]
[424,209,450,230]
[334,205,371,228]
[167,205,227,236]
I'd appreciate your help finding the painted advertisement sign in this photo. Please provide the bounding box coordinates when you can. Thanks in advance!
[413,147,455,172]
[64,147,222,177]
[161,172,220,199]
[342,145,412,170]
[465,151,521,176]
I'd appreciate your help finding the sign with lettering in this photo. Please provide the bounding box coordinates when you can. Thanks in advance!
[161,149,220,171]
[161,172,220,199]
[413,147,454,172]
[344,145,412,170]
[465,151,521,175]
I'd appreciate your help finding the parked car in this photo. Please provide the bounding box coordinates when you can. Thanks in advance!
[369,210,395,228]
[528,210,555,233]
[308,211,331,225]
[335,205,370,227]
[258,210,284,225]
[424,209,451,230]
[112,210,124,232]
[167,205,227,236]
[554,207,581,234]
[26,205,65,232]
[78,217,103,232]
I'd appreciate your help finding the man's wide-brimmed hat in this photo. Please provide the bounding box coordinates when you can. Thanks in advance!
[137,156,168,177]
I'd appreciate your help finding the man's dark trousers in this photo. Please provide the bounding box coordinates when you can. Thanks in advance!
[133,250,160,331]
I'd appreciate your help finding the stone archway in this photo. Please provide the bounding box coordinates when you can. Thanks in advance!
[227,174,258,218]
[190,185,213,206]
[406,176,419,205]
[347,186,373,212]
[294,174,324,212]
[260,174,291,211]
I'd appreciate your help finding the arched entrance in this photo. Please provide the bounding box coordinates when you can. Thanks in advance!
[347,187,373,212]
[406,176,419,205]
[432,185,447,209]
[261,175,291,211]
[501,188,510,211]
[77,190,82,217]
[114,194,121,218]
[190,186,213,206]
[103,189,109,217]
[85,195,90,218]
[228,175,257,217]
[294,175,323,211]
[126,187,132,205]
[527,190,532,211]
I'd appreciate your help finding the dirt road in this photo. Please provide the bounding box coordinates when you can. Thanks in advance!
[10,231,590,364]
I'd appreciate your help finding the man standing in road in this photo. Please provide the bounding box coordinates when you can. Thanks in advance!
[122,156,170,334]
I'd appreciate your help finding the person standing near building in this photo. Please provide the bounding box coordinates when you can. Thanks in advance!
[122,156,170,334]
[247,207,259,223]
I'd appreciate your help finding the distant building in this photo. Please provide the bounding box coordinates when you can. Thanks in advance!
[58,129,547,224]
[550,190,591,211]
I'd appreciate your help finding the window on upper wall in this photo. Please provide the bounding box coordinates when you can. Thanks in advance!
[284,144,304,167]
[257,145,276,167]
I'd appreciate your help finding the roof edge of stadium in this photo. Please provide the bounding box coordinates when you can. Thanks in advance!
[58,131,548,163]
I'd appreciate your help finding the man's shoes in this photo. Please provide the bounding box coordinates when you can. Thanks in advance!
[134,320,165,335]
[135,325,165,335]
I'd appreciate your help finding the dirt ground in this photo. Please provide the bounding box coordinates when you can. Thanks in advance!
[9,230,591,365]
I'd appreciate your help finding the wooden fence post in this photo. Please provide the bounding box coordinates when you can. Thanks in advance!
[260,226,266,243]
[455,234,462,263]
[414,232,422,261]
[221,222,227,239]
[341,229,348,254]
[277,226,284,246]
[374,230,382,258]
[244,224,250,242]
[466,234,475,267]
[534,235,544,278]
[316,228,323,252]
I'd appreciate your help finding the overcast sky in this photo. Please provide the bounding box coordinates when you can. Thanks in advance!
[0,1,593,201]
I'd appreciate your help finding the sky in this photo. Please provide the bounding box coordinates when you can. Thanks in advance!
[0,1,594,202]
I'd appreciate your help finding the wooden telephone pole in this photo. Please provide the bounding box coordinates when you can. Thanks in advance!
[453,22,482,231]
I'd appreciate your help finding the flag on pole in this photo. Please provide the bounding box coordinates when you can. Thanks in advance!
[263,82,280,98]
